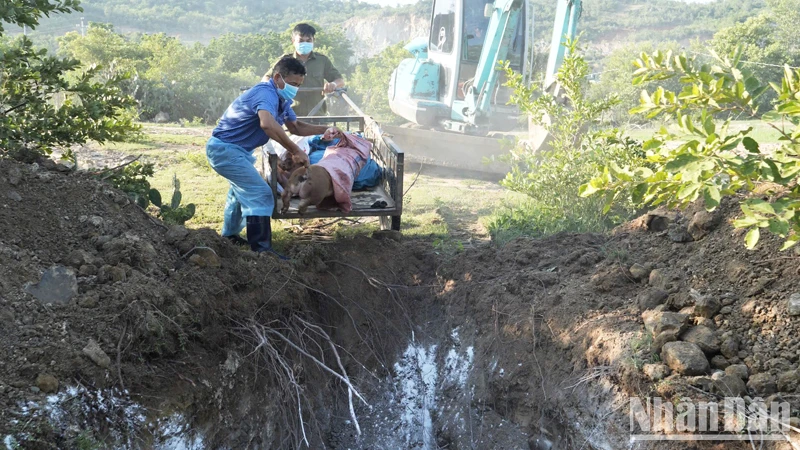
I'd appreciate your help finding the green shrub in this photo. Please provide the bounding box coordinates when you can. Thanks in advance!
[491,39,642,241]
[582,48,800,250]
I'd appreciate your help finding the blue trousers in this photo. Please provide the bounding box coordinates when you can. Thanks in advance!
[206,137,274,237]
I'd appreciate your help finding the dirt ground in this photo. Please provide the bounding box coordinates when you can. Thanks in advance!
[2,157,800,449]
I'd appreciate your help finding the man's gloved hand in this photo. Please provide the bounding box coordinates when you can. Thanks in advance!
[323,82,338,94]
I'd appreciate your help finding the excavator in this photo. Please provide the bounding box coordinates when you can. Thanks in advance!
[385,0,582,175]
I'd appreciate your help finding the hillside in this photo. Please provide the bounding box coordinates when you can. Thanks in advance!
[12,0,765,55]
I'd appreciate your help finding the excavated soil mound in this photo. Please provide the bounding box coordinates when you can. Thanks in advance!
[2,157,800,449]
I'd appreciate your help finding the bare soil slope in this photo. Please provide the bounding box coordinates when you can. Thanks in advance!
[2,158,800,449]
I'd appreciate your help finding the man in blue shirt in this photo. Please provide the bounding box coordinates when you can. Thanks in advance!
[206,56,339,255]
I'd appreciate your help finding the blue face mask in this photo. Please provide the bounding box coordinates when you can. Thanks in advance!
[276,74,299,101]
[295,42,313,55]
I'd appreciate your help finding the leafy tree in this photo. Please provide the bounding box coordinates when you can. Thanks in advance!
[489,39,642,239]
[589,41,682,125]
[766,0,800,58]
[349,42,408,123]
[0,4,137,162]
[582,48,800,250]
[709,14,792,112]
[206,32,284,76]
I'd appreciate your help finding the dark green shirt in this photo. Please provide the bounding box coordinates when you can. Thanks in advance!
[272,52,342,116]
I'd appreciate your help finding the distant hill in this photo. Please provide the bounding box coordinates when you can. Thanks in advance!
[10,0,765,59]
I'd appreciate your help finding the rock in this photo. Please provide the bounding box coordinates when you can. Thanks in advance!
[643,363,669,381]
[7,167,22,185]
[187,254,204,267]
[7,190,22,202]
[637,289,669,310]
[768,358,792,372]
[65,249,93,269]
[78,293,99,308]
[661,341,710,375]
[711,355,730,370]
[720,338,739,359]
[372,230,402,242]
[747,373,778,395]
[788,293,800,317]
[687,210,719,240]
[648,269,667,289]
[90,216,105,227]
[166,225,189,244]
[629,264,652,281]
[82,339,111,368]
[154,111,170,123]
[642,310,689,336]
[711,371,726,381]
[54,162,73,172]
[777,370,800,392]
[668,225,693,243]
[653,331,678,352]
[680,326,720,355]
[711,374,748,397]
[97,265,126,283]
[24,266,78,305]
[696,317,716,329]
[726,364,749,380]
[0,306,15,323]
[79,264,97,277]
[35,373,58,394]
[719,306,733,315]
[693,291,721,318]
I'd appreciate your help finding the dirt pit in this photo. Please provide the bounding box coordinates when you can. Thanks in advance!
[2,158,800,449]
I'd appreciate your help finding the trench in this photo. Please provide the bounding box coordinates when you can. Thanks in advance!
[4,263,582,450]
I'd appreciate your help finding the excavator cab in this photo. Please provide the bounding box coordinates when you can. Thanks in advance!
[388,0,532,134]
[386,0,581,175]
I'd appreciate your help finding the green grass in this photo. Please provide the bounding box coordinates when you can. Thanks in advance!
[89,123,530,249]
[624,119,784,144]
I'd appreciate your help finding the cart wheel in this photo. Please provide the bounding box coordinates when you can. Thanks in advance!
[381,215,401,231]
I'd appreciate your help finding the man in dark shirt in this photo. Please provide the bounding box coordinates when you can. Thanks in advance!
[263,23,345,116]
[207,56,339,256]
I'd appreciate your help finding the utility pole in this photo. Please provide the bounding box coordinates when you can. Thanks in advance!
[22,24,27,36]
[77,17,85,36]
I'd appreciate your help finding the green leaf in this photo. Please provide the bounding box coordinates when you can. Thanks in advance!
[632,183,649,205]
[745,227,760,250]
[768,219,791,237]
[579,183,599,197]
[742,136,759,154]
[781,235,800,251]
[171,190,182,210]
[703,185,721,210]
[747,199,775,215]
[677,182,700,200]
[148,188,162,208]
[733,216,760,228]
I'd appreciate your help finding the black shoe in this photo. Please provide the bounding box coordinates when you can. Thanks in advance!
[246,216,288,260]
[225,234,249,247]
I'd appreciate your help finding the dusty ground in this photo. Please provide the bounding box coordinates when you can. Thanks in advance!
[2,157,800,449]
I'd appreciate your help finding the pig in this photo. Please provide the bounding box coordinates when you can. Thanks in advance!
[281,165,334,214]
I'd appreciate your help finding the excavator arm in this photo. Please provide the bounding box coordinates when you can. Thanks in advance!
[463,0,524,124]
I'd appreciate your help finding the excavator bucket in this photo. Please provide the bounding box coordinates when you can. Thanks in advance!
[382,125,510,175]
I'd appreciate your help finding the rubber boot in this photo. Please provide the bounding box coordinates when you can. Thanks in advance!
[246,216,288,260]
